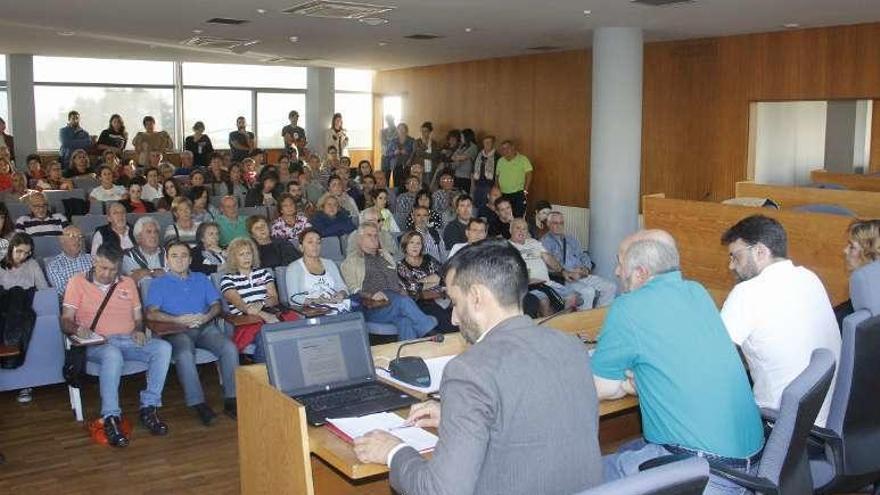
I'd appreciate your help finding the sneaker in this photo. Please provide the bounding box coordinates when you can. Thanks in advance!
[223,398,237,420]
[192,403,217,426]
[139,406,169,436]
[103,415,130,448]
[16,388,32,403]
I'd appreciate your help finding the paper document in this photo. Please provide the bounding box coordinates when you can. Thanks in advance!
[326,412,438,453]
[70,332,105,346]
[376,355,455,394]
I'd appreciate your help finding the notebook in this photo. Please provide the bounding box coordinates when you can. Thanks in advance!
[326,412,438,454]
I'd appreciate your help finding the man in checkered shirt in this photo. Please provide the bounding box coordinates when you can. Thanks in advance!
[46,225,93,296]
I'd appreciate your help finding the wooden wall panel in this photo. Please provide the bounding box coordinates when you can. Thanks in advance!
[377,22,880,206]
[871,99,880,173]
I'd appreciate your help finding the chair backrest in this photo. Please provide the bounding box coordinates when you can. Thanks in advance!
[825,314,880,477]
[319,235,345,262]
[848,261,880,315]
[44,189,86,213]
[125,211,175,238]
[577,457,709,495]
[88,200,105,215]
[758,348,836,495]
[210,272,232,313]
[72,214,108,240]
[32,234,62,260]
[792,204,856,217]
[275,266,290,308]
[7,201,30,223]
[239,206,268,219]
[72,176,98,192]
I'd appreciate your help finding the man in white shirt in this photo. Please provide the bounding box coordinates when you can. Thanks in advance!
[720,214,841,426]
[122,216,166,283]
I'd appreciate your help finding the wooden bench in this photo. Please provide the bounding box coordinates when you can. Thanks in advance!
[735,181,880,218]
[809,170,880,192]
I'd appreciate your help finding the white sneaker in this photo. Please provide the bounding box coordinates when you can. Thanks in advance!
[16,388,32,403]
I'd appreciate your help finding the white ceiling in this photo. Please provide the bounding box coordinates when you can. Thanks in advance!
[0,0,877,70]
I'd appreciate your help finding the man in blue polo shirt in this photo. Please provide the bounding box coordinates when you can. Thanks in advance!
[145,241,239,425]
[592,229,764,494]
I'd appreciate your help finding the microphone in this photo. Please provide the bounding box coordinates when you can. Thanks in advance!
[389,334,445,388]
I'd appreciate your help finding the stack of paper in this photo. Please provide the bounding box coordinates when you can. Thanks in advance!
[376,355,455,394]
[326,412,438,453]
[70,332,105,346]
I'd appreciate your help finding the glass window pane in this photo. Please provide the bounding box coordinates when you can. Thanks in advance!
[183,89,252,150]
[33,56,173,85]
[34,86,174,151]
[0,54,6,81]
[334,93,372,149]
[335,69,373,92]
[257,92,306,150]
[183,63,306,89]
[0,90,8,129]
[382,95,403,125]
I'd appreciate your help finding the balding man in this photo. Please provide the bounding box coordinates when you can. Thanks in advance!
[592,230,764,493]
[14,192,69,237]
[122,216,166,282]
[46,226,93,296]
[216,196,249,247]
[175,150,195,176]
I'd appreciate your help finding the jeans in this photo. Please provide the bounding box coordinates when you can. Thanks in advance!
[365,291,438,340]
[604,438,758,495]
[568,274,618,309]
[164,322,238,406]
[86,334,172,418]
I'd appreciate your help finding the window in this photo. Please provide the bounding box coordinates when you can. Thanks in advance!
[183,62,306,89]
[334,69,374,149]
[34,56,173,85]
[34,86,174,151]
[256,92,306,149]
[0,54,7,128]
[183,89,252,150]
[382,95,403,126]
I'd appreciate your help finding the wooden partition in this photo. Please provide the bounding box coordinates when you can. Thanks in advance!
[735,181,880,218]
[643,195,852,306]
[809,170,880,192]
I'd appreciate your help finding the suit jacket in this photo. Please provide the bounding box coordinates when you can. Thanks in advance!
[390,315,603,495]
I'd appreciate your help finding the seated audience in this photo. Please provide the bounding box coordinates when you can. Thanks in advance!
[215,195,249,247]
[36,161,74,191]
[542,211,617,308]
[349,207,399,258]
[15,192,69,237]
[121,180,156,214]
[145,241,238,425]
[311,193,356,238]
[187,185,215,224]
[62,243,171,448]
[327,176,360,221]
[0,202,12,258]
[285,180,315,217]
[156,178,181,212]
[189,169,208,189]
[91,202,135,256]
[141,167,164,202]
[285,228,350,312]
[478,185,503,230]
[114,160,137,188]
[353,240,602,494]
[247,215,301,269]
[372,170,396,212]
[46,226,93,296]
[270,193,311,245]
[300,162,326,205]
[164,197,200,246]
[175,149,197,176]
[447,217,488,259]
[224,163,249,197]
[529,200,552,239]
[367,189,399,233]
[397,231,455,332]
[122,216,166,283]
[24,154,46,189]
[190,222,225,275]
[90,165,127,202]
[442,194,473,248]
[0,232,49,290]
[6,172,36,200]
[720,215,841,426]
[244,172,280,207]
[404,189,443,231]
[341,222,437,341]
[0,156,11,193]
[410,205,447,262]
[220,237,280,363]
[63,149,93,178]
[488,196,515,239]
[593,230,764,489]
[356,174,376,209]
[844,219,880,315]
[432,171,459,220]
[509,218,576,316]
[394,176,421,228]
[159,162,176,182]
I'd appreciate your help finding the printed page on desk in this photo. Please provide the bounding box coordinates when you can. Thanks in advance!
[327,412,438,453]
[376,355,455,394]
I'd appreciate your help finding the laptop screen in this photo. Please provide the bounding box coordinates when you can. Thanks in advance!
[262,313,376,397]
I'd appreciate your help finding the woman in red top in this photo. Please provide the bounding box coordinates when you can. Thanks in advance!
[121,180,156,214]
[0,157,13,193]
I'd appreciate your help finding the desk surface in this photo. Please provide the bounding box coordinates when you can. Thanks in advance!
[309,323,640,480]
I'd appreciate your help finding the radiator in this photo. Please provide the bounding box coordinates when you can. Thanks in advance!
[551,204,590,248]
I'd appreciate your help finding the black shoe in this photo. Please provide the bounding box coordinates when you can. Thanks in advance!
[224,398,237,420]
[103,415,130,448]
[139,406,169,436]
[192,403,217,426]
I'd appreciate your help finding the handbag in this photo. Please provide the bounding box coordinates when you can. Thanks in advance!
[230,307,299,351]
[63,278,118,388]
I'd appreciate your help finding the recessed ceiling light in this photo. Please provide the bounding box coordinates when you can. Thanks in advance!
[192,29,203,34]
[783,23,800,28]
[465,27,473,33]
[256,8,267,14]
[288,36,299,43]
[378,41,389,47]
[57,31,76,36]
[359,17,389,26]
[583,10,592,15]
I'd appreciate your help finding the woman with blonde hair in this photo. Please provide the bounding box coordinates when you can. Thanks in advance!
[844,219,880,317]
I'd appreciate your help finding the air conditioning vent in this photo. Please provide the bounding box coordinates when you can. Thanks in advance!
[182,36,261,53]
[631,0,694,6]
[527,45,563,51]
[261,56,316,63]
[404,33,443,40]
[283,1,395,19]
[205,17,250,25]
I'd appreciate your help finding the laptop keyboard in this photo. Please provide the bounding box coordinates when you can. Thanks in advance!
[297,383,418,425]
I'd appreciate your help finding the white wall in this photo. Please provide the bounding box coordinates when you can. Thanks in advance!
[755,101,827,186]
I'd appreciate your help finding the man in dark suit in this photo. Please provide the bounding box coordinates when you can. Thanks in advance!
[354,240,603,495]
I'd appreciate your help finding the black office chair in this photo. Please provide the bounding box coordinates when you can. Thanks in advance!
[808,314,880,495]
[577,457,709,495]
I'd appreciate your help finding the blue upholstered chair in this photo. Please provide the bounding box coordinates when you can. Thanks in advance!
[0,289,65,392]
[577,457,709,495]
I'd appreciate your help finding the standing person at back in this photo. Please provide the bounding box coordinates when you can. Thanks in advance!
[495,140,532,218]
[720,214,841,426]
[132,116,173,155]
[229,116,255,163]
[353,240,602,494]
[281,110,306,158]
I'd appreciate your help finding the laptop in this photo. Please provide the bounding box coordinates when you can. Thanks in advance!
[261,312,420,426]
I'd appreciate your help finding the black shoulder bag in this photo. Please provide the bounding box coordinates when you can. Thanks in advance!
[63,275,119,388]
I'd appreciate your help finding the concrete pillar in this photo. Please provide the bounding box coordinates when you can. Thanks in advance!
[6,54,37,168]
[589,28,644,279]
[306,67,334,154]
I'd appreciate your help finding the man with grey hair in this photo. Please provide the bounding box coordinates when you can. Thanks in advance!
[591,230,765,494]
[122,216,166,282]
[175,150,195,176]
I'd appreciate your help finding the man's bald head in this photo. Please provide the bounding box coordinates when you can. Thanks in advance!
[616,229,680,293]
[59,226,85,257]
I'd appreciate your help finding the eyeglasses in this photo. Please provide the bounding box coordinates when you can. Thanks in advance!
[728,245,753,262]
[64,233,84,240]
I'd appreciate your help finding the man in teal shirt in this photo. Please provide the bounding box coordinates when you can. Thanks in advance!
[216,195,249,247]
[592,229,764,494]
